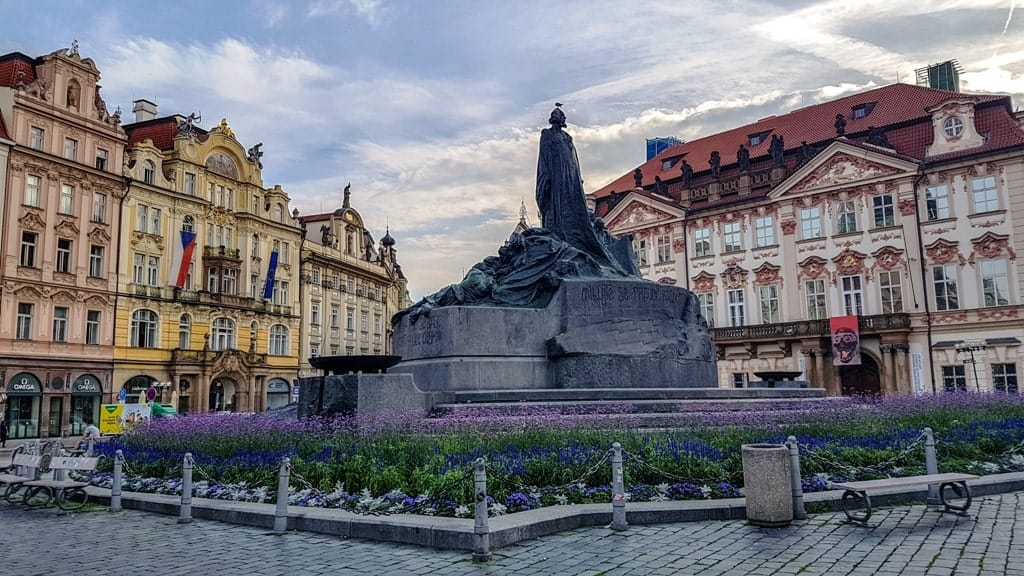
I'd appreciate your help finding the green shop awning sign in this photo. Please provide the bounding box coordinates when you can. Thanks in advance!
[7,372,42,395]
[73,374,103,395]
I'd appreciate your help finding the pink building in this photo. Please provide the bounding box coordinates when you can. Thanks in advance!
[0,46,126,439]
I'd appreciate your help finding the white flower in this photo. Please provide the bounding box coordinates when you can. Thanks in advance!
[489,502,508,516]
[454,505,471,518]
[554,494,569,505]
[700,485,712,498]
[1009,454,1024,468]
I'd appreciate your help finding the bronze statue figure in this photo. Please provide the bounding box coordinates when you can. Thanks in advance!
[737,144,750,172]
[769,134,785,167]
[680,159,693,187]
[835,113,847,136]
[709,151,721,178]
[634,167,643,188]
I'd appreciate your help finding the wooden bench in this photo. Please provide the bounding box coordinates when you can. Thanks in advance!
[22,456,98,511]
[830,472,979,525]
[0,454,46,503]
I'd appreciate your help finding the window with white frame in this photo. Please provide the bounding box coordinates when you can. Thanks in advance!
[269,325,289,355]
[210,317,235,351]
[980,259,1010,307]
[878,270,904,314]
[25,174,41,207]
[88,242,104,276]
[971,176,998,213]
[222,268,238,295]
[656,235,671,263]
[732,373,748,388]
[311,303,321,325]
[841,275,863,316]
[147,256,159,286]
[942,365,967,392]
[136,205,161,234]
[182,215,194,233]
[993,363,1018,393]
[63,138,78,161]
[804,279,827,320]
[178,314,191,350]
[273,203,283,223]
[755,216,774,247]
[20,232,37,267]
[694,228,711,257]
[250,274,259,299]
[759,284,780,324]
[346,308,354,331]
[925,185,949,220]
[86,310,100,345]
[727,289,745,327]
[207,267,220,293]
[872,194,895,228]
[252,234,260,258]
[331,305,339,328]
[723,222,742,252]
[56,238,72,273]
[374,314,382,336]
[835,201,857,234]
[95,148,108,171]
[633,238,648,266]
[361,311,369,334]
[16,303,33,340]
[52,306,68,342]
[272,280,290,306]
[59,184,74,215]
[281,241,291,264]
[800,207,822,239]
[311,268,322,285]
[310,343,320,358]
[142,160,156,185]
[698,293,714,327]
[29,127,44,150]
[932,265,959,311]
[93,193,107,223]
[130,309,159,348]
[184,172,196,196]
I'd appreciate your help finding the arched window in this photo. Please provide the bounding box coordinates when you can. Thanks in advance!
[130,309,159,348]
[211,317,235,351]
[178,314,191,350]
[269,324,288,356]
[272,203,283,223]
[142,160,156,185]
[182,215,194,233]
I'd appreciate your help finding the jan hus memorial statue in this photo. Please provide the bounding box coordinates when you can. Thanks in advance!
[391,105,716,390]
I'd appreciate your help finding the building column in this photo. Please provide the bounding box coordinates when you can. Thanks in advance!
[894,344,910,394]
[879,344,895,395]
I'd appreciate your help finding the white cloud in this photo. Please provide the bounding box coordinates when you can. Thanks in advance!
[307,0,389,27]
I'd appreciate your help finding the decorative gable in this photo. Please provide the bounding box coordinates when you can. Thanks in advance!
[926,98,985,157]
[54,219,80,239]
[604,196,681,231]
[788,153,902,193]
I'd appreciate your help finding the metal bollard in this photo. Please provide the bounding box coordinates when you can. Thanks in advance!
[52,443,65,482]
[472,457,491,563]
[110,450,124,512]
[86,438,95,458]
[924,428,939,506]
[786,436,807,520]
[179,452,194,524]
[273,457,290,534]
[609,442,628,531]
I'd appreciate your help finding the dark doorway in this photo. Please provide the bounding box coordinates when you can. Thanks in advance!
[839,354,882,396]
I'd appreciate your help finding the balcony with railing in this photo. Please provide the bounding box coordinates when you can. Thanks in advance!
[171,348,268,365]
[711,313,911,343]
[203,245,241,260]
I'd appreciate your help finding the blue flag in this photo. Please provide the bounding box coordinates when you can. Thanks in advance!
[263,250,279,300]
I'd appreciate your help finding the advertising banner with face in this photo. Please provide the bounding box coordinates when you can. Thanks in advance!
[830,315,861,366]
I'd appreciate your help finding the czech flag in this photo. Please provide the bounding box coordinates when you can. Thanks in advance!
[170,230,197,289]
[263,250,279,300]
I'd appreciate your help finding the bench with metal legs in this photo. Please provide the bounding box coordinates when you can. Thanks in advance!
[831,472,978,526]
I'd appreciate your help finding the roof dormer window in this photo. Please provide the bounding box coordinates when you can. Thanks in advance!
[943,116,964,138]
[748,131,772,147]
[662,158,676,170]
[852,102,877,120]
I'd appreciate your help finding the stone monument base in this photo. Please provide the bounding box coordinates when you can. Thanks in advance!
[391,279,716,392]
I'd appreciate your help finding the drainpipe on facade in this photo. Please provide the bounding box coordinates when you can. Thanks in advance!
[911,161,937,394]
[112,175,132,397]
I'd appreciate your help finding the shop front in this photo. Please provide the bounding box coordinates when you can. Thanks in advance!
[4,372,42,439]
[266,378,292,409]
[122,375,156,403]
[70,374,103,436]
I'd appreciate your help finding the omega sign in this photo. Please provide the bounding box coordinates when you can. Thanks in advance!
[73,377,101,393]
[8,375,41,393]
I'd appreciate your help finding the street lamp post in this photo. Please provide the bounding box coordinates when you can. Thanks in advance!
[955,340,987,392]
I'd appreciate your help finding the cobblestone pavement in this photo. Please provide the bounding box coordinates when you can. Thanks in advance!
[3,492,1022,576]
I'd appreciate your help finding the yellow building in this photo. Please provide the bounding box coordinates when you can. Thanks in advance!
[114,101,302,412]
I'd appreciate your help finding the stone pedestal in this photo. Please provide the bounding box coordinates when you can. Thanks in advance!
[742,443,794,527]
[392,279,716,392]
[296,373,432,418]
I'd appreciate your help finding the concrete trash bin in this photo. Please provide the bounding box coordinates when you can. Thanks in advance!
[741,443,793,527]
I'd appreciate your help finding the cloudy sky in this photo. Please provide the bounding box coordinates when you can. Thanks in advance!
[3,1,1022,298]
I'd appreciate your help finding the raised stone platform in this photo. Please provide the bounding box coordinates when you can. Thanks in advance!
[391,279,716,391]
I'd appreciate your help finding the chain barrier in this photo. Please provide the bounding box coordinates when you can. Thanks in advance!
[620,449,722,487]
[484,448,613,498]
[798,430,928,479]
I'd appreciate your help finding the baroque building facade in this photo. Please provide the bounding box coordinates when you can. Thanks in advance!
[297,187,410,379]
[117,101,303,413]
[0,46,126,438]
[594,84,1024,396]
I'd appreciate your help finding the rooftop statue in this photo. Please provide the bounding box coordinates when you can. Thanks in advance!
[395,104,639,324]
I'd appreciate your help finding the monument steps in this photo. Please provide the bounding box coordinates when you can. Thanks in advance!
[430,387,833,420]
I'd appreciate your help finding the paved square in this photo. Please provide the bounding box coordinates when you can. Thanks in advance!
[2,492,1021,575]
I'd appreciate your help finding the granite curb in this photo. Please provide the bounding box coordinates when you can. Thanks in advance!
[79,470,1024,551]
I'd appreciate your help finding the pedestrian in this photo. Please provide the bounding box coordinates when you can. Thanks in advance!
[77,418,100,455]
[0,418,8,447]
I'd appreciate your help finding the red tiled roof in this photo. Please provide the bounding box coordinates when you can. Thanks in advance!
[0,110,11,141]
[0,52,37,87]
[593,83,1016,200]
[125,117,181,149]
